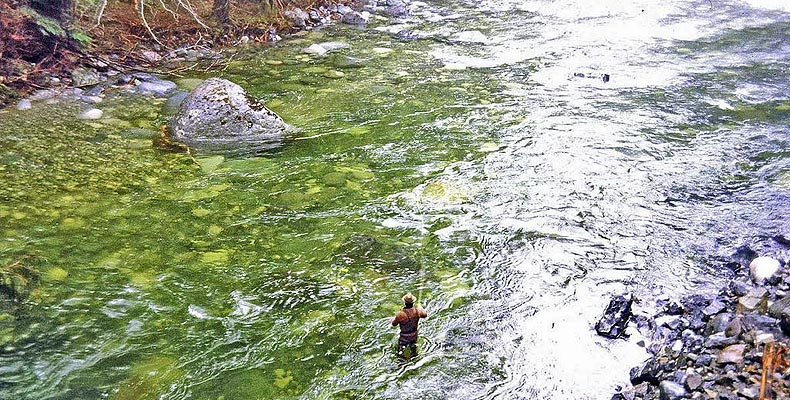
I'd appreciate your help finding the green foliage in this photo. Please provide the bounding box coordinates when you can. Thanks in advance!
[71,29,92,47]
[20,7,67,38]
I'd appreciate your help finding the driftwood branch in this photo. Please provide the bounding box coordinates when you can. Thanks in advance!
[759,342,789,400]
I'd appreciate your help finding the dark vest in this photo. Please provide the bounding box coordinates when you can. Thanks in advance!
[398,307,420,343]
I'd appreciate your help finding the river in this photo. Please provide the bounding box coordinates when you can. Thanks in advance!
[1,0,789,398]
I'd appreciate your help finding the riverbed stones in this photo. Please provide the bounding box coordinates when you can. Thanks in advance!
[28,89,58,102]
[169,78,292,153]
[702,299,725,316]
[379,0,409,17]
[749,256,781,284]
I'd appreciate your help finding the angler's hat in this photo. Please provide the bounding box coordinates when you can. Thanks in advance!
[402,292,416,304]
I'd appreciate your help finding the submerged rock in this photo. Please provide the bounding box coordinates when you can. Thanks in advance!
[0,260,39,303]
[78,108,103,120]
[134,79,178,96]
[595,294,634,339]
[169,78,292,153]
[303,44,329,56]
[16,99,31,110]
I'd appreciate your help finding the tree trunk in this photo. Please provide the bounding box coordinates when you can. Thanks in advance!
[213,0,230,26]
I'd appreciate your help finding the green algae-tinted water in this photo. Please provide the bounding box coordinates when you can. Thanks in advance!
[2,1,790,399]
[0,24,495,400]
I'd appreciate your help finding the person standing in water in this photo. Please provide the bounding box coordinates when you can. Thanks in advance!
[391,292,427,357]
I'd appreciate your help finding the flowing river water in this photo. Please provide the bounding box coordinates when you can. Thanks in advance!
[1,0,790,398]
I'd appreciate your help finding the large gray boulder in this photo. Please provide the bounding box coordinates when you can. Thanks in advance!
[169,78,292,153]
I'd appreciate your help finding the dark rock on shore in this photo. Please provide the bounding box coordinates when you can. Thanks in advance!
[596,294,634,339]
[169,78,292,154]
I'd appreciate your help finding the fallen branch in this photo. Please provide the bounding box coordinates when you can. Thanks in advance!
[760,342,789,400]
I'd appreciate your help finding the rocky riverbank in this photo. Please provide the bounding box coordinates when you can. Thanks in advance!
[3,0,428,144]
[0,0,415,108]
[602,238,790,400]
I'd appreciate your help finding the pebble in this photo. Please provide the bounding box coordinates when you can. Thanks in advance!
[753,332,774,345]
[16,99,32,110]
[78,109,103,120]
[702,300,726,316]
[336,4,354,14]
[135,80,177,96]
[717,344,746,364]
[81,96,103,104]
[141,51,162,63]
[724,317,742,337]
[768,295,790,318]
[685,373,703,391]
[738,385,760,399]
[658,380,687,400]
[705,332,737,348]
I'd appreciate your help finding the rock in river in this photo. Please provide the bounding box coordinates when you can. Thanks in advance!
[749,256,781,284]
[595,294,633,339]
[169,78,292,153]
